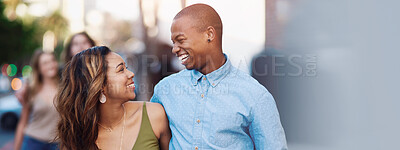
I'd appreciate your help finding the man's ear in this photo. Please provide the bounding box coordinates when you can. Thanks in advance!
[206,26,216,42]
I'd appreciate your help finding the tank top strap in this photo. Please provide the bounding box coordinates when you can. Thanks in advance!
[132,102,159,150]
[141,102,151,128]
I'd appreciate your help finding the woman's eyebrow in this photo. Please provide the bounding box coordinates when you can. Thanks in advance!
[115,62,124,69]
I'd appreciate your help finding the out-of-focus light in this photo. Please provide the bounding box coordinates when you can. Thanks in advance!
[22,65,32,77]
[276,0,290,23]
[64,0,85,32]
[141,0,157,28]
[157,0,182,44]
[48,0,60,12]
[16,3,28,17]
[11,78,22,91]
[1,64,9,76]
[124,38,145,54]
[86,10,104,26]
[43,30,56,52]
[28,3,47,17]
[7,64,17,77]
[96,0,139,21]
[4,6,17,21]
[147,27,159,38]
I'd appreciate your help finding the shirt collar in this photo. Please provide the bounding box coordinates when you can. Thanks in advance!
[191,54,231,87]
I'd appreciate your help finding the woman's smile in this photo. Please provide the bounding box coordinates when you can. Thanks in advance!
[126,81,135,92]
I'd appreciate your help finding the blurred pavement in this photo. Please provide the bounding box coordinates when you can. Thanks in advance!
[0,128,13,150]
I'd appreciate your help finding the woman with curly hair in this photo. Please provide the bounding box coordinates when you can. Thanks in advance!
[55,46,170,150]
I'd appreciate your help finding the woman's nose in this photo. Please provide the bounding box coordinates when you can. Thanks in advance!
[128,70,134,79]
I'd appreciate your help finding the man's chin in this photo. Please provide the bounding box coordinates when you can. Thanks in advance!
[183,64,195,70]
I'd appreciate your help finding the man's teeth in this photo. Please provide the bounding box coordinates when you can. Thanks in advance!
[179,54,189,62]
[127,84,135,88]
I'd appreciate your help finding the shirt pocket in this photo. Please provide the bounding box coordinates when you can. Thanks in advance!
[208,112,243,148]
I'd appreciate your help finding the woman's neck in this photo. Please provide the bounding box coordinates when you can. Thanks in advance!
[99,101,125,128]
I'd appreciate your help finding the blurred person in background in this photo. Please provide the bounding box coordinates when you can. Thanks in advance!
[14,50,60,150]
[15,31,96,110]
[151,4,287,150]
[55,46,170,150]
[61,31,96,64]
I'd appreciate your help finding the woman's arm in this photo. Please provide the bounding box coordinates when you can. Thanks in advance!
[157,109,171,150]
[14,83,30,150]
[14,103,30,150]
[147,102,171,150]
[15,83,27,104]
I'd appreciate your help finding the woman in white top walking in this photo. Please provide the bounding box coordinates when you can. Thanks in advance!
[14,50,60,150]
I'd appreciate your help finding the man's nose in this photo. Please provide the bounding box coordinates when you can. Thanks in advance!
[172,44,180,54]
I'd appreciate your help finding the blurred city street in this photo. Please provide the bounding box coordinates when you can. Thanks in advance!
[1,0,400,150]
[0,94,16,150]
[0,128,14,150]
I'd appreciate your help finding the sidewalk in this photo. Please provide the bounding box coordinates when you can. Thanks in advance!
[0,141,13,150]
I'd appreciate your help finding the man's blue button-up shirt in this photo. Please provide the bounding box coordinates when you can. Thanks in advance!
[151,55,287,150]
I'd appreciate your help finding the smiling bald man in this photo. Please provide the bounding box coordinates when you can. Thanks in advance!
[151,3,287,150]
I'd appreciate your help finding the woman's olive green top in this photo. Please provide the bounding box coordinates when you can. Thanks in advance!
[132,102,159,150]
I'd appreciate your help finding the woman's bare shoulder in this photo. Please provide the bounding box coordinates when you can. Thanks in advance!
[145,102,164,112]
[124,101,166,117]
[145,102,168,138]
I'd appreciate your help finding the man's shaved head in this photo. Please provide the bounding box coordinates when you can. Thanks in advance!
[174,3,223,41]
[170,3,226,74]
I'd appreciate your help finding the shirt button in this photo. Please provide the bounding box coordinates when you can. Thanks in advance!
[196,119,200,123]
[201,94,204,98]
[195,146,198,150]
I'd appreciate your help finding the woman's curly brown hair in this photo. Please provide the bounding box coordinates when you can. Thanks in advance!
[55,46,110,150]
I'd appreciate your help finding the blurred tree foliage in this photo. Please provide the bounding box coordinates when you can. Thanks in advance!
[37,10,69,60]
[0,1,40,64]
[0,0,68,65]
